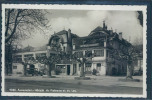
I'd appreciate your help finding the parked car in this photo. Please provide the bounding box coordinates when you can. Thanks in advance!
[27,68,38,76]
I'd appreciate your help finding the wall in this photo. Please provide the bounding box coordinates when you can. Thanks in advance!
[91,61,106,75]
[12,63,24,76]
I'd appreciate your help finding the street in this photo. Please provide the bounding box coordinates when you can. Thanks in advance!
[5,75,143,94]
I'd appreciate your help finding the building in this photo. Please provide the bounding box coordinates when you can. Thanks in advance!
[47,29,79,75]
[12,45,48,76]
[48,21,131,76]
[12,21,133,76]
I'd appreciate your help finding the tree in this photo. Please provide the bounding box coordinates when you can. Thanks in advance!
[73,57,86,77]
[5,9,49,75]
[20,53,61,77]
[72,52,93,78]
[137,11,143,27]
[36,54,61,77]
[21,56,36,76]
[5,9,49,43]
[119,46,137,79]
[108,43,137,79]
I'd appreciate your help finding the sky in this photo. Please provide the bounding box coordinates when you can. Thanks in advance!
[21,10,143,48]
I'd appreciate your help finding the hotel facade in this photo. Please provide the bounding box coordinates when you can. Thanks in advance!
[12,22,135,76]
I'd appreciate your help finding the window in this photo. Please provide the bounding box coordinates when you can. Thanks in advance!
[119,44,121,49]
[73,45,75,50]
[50,53,56,56]
[73,64,77,74]
[106,50,108,57]
[24,54,34,61]
[13,66,17,69]
[134,60,138,66]
[24,54,33,57]
[79,64,81,71]
[85,63,91,71]
[97,63,101,67]
[13,55,22,63]
[74,51,83,58]
[36,53,46,59]
[94,50,104,57]
[100,42,104,47]
[63,46,65,52]
[97,63,101,71]
[85,50,92,57]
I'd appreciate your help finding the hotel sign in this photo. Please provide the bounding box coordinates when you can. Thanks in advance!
[80,43,99,48]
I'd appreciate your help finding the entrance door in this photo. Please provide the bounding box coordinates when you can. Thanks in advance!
[85,63,91,74]
[112,67,117,76]
[29,64,35,76]
[67,65,70,75]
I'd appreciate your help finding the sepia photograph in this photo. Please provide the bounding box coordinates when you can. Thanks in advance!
[1,4,147,97]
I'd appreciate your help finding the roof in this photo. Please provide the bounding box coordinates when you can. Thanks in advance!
[22,45,34,52]
[34,45,47,51]
[17,45,47,53]
[55,30,79,38]
[91,26,103,33]
[71,33,79,38]
[55,30,67,35]
[89,26,110,36]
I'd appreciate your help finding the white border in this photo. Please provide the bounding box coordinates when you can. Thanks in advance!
[1,4,147,98]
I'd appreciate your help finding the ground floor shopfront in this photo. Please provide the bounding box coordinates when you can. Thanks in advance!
[55,61,107,76]
[55,60,127,76]
[11,60,127,76]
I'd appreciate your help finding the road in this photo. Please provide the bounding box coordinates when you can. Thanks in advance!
[5,76,143,94]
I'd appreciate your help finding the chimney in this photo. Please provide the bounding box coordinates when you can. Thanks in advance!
[119,32,122,40]
[72,39,76,50]
[110,30,113,35]
[103,21,105,28]
[68,29,71,42]
[103,21,107,30]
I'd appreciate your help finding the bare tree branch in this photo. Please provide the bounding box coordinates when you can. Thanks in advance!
[5,9,49,43]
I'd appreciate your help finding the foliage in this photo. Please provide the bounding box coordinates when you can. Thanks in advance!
[92,69,97,75]
[55,68,61,75]
[109,44,138,78]
[36,54,61,65]
[72,53,94,77]
[108,44,138,63]
[5,9,49,75]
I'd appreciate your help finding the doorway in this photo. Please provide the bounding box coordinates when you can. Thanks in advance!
[112,67,117,76]
[67,65,70,75]
[29,64,35,76]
